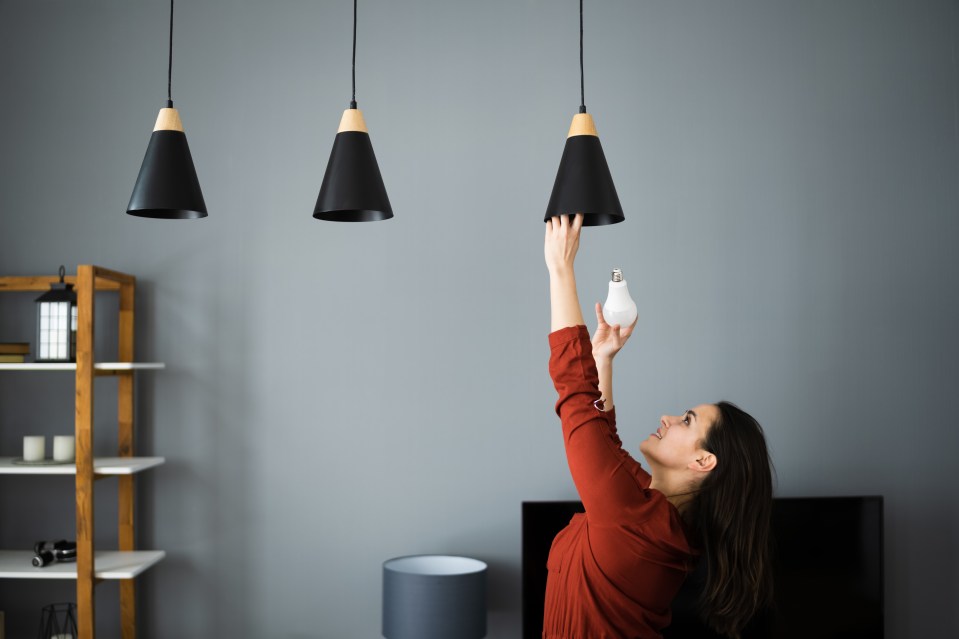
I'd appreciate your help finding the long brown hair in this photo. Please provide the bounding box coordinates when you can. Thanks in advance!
[687,401,774,638]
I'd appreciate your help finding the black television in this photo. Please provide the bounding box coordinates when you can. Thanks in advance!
[522,496,884,639]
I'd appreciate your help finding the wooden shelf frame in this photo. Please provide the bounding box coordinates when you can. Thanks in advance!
[0,267,129,293]
[0,266,160,639]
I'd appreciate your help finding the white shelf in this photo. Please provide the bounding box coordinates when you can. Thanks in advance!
[97,362,165,371]
[0,550,165,579]
[0,362,165,371]
[0,457,165,475]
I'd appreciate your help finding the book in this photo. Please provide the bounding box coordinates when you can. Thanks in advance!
[0,355,26,363]
[0,342,30,355]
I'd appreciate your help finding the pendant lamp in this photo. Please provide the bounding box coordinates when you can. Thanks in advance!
[545,0,623,226]
[127,0,207,219]
[313,0,393,222]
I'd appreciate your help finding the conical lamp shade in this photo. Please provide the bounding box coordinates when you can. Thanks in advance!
[127,107,207,219]
[314,108,393,222]
[545,113,623,226]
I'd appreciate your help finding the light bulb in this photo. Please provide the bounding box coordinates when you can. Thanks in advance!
[602,268,638,327]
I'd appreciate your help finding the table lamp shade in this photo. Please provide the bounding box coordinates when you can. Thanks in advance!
[382,555,487,639]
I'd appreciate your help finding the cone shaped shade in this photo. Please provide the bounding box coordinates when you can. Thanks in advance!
[127,109,207,219]
[545,114,624,226]
[314,109,392,222]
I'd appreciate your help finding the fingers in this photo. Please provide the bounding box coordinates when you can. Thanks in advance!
[547,214,583,227]
[572,212,584,233]
[608,322,629,341]
[546,215,567,236]
[545,214,582,272]
[546,213,584,233]
[561,213,583,235]
[594,302,607,327]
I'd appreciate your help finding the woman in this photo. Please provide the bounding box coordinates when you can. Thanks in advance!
[543,213,774,639]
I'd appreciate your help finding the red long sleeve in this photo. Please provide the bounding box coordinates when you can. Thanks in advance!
[544,326,696,639]
[548,326,654,524]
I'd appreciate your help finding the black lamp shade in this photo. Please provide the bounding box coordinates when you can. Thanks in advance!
[545,114,624,226]
[314,109,392,222]
[127,109,207,219]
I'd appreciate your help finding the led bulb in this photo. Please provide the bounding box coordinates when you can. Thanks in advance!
[602,268,638,327]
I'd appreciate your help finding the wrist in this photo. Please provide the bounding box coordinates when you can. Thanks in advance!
[594,354,614,368]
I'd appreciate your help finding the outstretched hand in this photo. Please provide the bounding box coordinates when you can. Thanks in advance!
[591,302,637,362]
[544,213,584,274]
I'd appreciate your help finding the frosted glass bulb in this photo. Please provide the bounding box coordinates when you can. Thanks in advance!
[602,268,638,327]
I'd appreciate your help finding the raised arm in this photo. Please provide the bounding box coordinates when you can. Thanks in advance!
[590,302,637,411]
[545,213,637,408]
[544,213,585,331]
[545,215,650,522]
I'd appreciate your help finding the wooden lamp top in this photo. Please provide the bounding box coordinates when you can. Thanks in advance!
[153,108,184,133]
[338,108,369,134]
[567,113,598,138]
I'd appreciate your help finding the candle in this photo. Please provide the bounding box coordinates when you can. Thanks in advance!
[53,435,75,462]
[23,436,45,462]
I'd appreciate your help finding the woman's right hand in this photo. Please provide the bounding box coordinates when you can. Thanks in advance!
[546,213,586,331]
[591,302,637,363]
[544,213,584,274]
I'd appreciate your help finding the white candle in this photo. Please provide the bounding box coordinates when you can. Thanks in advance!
[53,435,75,462]
[23,436,45,462]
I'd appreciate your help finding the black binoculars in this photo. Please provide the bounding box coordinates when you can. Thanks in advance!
[32,540,77,567]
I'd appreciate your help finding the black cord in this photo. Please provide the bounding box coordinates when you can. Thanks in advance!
[167,0,174,108]
[579,0,586,113]
[350,0,357,109]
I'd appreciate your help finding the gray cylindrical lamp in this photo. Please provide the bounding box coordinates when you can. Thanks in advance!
[382,555,487,639]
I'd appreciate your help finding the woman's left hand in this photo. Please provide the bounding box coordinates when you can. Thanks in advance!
[591,302,637,363]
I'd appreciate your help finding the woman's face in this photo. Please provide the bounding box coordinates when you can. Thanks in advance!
[640,403,719,472]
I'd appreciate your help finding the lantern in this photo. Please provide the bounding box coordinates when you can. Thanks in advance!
[35,266,77,363]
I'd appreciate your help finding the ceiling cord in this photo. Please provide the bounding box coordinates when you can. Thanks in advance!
[579,0,586,114]
[167,0,174,108]
[350,0,358,109]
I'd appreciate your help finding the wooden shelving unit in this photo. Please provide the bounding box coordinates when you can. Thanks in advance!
[0,266,164,639]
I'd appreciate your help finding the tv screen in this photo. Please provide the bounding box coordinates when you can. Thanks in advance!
[522,496,883,639]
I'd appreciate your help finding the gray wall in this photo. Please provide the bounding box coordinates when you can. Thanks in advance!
[1,0,957,637]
